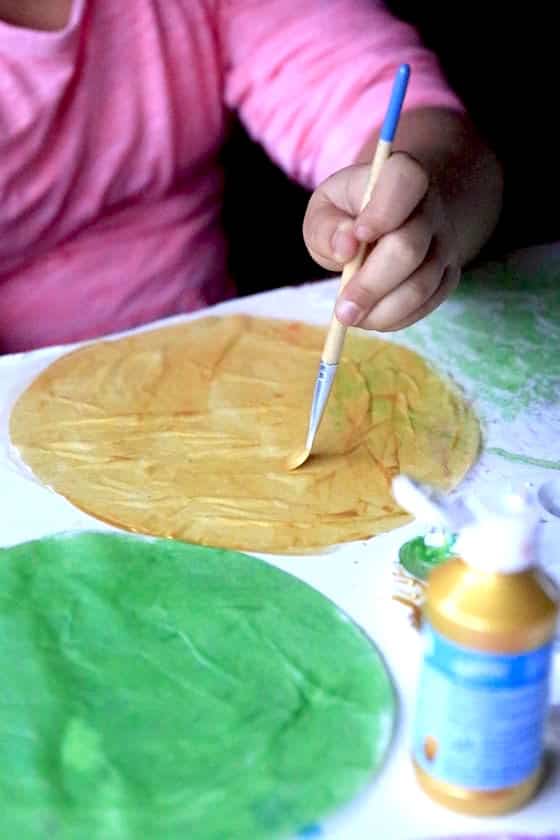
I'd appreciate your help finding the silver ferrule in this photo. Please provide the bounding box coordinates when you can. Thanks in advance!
[304,360,338,452]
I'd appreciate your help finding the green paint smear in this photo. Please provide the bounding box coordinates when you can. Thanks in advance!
[404,262,560,420]
[487,447,560,470]
[0,532,395,839]
[399,535,457,581]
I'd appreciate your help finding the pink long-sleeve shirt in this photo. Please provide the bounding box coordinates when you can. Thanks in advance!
[0,0,461,352]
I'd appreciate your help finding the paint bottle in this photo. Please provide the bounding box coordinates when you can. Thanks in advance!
[392,477,559,816]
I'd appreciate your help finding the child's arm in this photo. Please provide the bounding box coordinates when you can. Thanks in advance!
[221,0,464,188]
[303,107,503,331]
[220,0,501,329]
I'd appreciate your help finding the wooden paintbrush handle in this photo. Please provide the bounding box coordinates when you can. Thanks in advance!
[322,139,392,366]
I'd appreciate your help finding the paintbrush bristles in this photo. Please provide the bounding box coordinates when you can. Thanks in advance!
[285,447,311,471]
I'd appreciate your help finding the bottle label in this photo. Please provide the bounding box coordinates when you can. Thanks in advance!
[413,623,554,790]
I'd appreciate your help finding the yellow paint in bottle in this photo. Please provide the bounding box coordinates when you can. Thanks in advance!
[393,479,559,816]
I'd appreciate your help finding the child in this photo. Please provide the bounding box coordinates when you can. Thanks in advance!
[0,0,502,352]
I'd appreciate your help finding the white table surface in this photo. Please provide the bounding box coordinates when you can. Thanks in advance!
[1,243,559,839]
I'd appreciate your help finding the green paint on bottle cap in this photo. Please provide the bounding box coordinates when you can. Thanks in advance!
[399,534,457,581]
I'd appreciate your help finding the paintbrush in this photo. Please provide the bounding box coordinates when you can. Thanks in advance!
[287,63,411,471]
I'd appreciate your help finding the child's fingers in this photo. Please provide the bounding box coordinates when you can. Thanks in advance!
[354,152,429,242]
[303,194,360,271]
[318,163,373,216]
[303,163,374,270]
[304,154,430,274]
[335,212,433,326]
[360,262,460,332]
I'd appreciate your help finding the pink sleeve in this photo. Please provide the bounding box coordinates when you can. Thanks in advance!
[219,0,464,188]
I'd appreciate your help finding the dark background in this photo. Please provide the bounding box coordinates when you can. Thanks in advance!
[223,3,557,297]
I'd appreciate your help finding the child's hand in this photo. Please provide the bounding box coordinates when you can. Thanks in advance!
[303,151,461,331]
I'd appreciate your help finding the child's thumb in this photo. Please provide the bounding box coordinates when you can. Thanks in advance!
[303,193,359,272]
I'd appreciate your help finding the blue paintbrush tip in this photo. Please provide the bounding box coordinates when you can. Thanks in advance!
[380,63,411,143]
